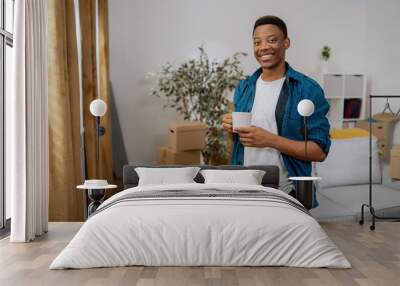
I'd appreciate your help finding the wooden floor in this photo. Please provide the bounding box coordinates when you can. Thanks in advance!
[0,222,399,286]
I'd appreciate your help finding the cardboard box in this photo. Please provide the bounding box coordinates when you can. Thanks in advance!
[157,146,200,165]
[168,121,206,152]
[390,146,400,179]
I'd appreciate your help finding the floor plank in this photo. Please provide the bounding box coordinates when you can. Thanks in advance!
[0,222,399,286]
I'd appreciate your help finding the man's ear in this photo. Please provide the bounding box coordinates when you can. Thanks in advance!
[284,37,291,50]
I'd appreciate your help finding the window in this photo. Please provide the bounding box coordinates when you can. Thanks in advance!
[1,0,14,233]
[5,0,14,33]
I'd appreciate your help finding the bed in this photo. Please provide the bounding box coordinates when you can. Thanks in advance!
[50,165,350,269]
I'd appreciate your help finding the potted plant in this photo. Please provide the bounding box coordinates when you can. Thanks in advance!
[321,46,331,61]
[152,46,247,165]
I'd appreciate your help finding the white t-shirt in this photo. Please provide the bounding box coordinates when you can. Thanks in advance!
[244,75,293,193]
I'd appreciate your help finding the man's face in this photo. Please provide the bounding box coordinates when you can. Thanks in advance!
[253,24,290,70]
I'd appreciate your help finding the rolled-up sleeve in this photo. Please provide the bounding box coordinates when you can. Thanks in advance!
[307,86,331,156]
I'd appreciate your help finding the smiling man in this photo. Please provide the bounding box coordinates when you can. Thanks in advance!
[222,15,331,203]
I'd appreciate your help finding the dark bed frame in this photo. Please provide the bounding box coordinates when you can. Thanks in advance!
[123,165,280,190]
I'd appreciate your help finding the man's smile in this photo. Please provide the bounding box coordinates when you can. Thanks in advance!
[260,54,274,60]
[258,53,275,62]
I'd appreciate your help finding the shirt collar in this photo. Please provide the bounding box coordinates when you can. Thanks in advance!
[248,62,301,85]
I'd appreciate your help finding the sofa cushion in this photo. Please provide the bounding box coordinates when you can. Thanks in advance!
[315,137,381,189]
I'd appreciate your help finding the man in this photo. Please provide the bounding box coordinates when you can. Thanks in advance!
[222,15,330,205]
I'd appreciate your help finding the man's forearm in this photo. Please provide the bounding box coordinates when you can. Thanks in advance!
[271,135,326,162]
[235,126,327,162]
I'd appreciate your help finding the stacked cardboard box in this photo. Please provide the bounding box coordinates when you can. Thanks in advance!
[156,121,206,165]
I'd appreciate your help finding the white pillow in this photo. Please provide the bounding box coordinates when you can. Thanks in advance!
[315,137,381,189]
[200,169,266,185]
[135,167,200,186]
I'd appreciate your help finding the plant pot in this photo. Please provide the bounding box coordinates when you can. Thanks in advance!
[209,155,229,166]
[321,60,329,74]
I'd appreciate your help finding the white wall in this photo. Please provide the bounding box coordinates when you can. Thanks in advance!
[365,0,400,143]
[109,0,400,164]
[366,0,400,96]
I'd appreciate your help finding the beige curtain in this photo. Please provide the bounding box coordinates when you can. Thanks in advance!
[48,0,83,221]
[98,0,114,183]
[80,0,114,182]
[48,0,114,221]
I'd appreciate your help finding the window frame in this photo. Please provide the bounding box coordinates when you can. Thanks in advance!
[0,0,14,232]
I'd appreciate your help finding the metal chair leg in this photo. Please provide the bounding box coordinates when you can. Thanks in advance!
[359,204,367,225]
[370,206,376,231]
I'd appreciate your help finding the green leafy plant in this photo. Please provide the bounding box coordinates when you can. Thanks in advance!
[152,46,247,164]
[321,46,331,61]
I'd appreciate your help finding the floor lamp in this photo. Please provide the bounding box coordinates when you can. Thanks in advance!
[289,99,321,209]
[85,99,108,216]
[89,99,107,177]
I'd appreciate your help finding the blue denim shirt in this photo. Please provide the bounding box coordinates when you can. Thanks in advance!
[231,63,331,207]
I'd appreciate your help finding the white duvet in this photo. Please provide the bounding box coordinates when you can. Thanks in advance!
[50,183,351,269]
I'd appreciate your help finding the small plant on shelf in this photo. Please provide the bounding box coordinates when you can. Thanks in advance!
[321,46,331,61]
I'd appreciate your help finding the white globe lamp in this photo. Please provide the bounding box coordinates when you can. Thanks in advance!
[90,99,107,117]
[297,99,314,117]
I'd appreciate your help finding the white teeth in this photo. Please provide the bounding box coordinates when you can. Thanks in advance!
[261,55,273,60]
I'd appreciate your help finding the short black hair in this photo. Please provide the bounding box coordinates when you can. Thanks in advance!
[253,15,287,38]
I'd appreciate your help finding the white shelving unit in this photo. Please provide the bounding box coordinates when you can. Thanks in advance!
[322,74,367,128]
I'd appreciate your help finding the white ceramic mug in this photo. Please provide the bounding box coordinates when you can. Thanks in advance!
[232,112,252,132]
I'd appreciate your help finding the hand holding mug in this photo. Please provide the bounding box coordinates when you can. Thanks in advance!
[236,126,278,148]
[222,113,233,133]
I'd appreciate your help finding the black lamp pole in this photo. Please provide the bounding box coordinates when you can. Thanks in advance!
[304,116,308,161]
[95,116,100,178]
